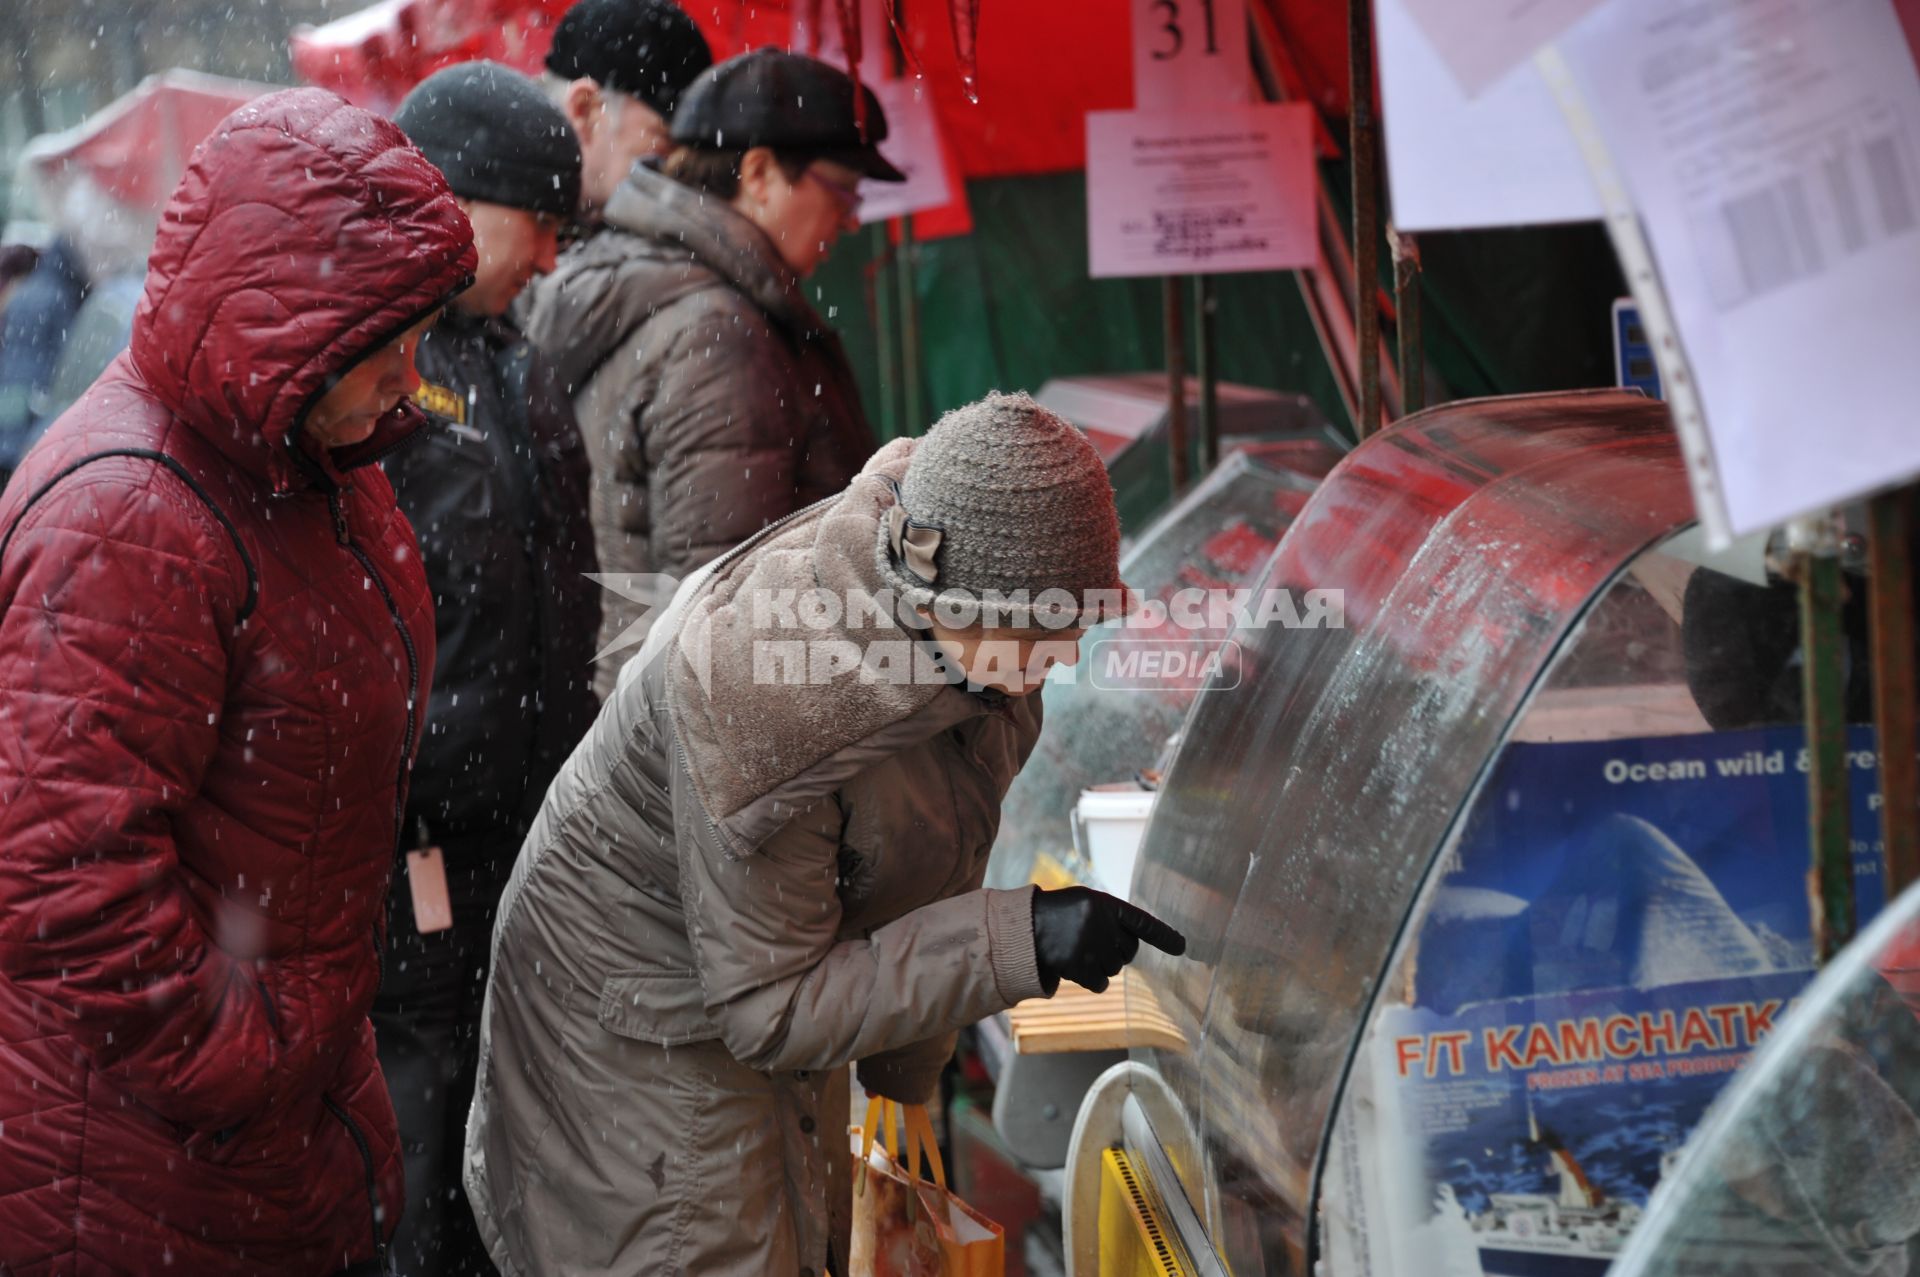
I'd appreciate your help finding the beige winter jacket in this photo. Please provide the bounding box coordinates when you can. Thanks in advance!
[464,439,1048,1276]
[521,164,877,698]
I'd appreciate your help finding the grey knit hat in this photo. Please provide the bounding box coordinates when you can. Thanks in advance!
[875,392,1132,629]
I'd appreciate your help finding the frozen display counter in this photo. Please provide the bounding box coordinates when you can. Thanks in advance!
[1076,390,1891,1277]
[979,440,1340,1173]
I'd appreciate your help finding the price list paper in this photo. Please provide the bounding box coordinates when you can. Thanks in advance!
[1375,0,1601,230]
[1563,0,1920,534]
[1086,103,1316,279]
[1398,0,1609,97]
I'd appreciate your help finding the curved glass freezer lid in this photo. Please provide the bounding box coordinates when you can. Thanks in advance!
[1120,390,1700,1274]
[987,444,1328,893]
[1322,517,1892,1277]
[1603,879,1920,1277]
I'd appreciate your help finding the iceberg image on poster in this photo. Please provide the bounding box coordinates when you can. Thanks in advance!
[1368,727,1885,1277]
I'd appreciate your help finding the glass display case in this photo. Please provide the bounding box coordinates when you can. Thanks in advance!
[988,441,1340,894]
[1095,389,1890,1277]
[1605,879,1920,1277]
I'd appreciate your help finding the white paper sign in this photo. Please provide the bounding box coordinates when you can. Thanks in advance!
[1563,0,1920,534]
[1086,104,1317,279]
[1376,0,1601,230]
[859,80,953,224]
[1400,0,1610,97]
[1132,0,1252,110]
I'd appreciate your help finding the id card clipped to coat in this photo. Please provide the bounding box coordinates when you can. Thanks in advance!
[406,846,453,934]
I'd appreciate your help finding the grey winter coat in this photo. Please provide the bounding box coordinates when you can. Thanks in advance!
[463,439,1048,1277]
[521,164,877,697]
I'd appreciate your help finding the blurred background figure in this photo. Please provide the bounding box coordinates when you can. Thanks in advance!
[0,224,88,486]
[539,0,712,219]
[382,60,601,1277]
[522,49,901,696]
[0,69,263,490]
[0,238,43,491]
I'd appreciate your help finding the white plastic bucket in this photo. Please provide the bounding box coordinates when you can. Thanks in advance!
[1071,788,1157,900]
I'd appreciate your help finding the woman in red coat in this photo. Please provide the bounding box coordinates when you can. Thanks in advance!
[0,89,474,1275]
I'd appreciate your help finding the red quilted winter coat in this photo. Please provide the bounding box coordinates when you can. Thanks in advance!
[0,90,474,1275]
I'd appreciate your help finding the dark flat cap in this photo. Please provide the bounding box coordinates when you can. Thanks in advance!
[670,49,906,182]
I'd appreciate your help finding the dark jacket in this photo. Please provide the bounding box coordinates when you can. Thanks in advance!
[521,163,877,695]
[385,309,601,845]
[0,88,473,1274]
[0,235,89,472]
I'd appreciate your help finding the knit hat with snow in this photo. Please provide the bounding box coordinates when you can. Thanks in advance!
[875,392,1132,629]
[394,62,582,218]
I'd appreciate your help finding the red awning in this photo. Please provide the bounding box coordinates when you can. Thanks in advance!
[21,69,273,212]
[287,0,1349,178]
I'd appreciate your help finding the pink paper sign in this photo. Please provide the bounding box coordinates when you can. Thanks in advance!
[1086,104,1317,279]
[1131,0,1252,110]
[858,80,954,224]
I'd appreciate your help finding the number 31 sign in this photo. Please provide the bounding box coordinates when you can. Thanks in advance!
[1133,0,1252,110]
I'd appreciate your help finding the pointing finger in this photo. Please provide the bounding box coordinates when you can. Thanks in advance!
[1115,902,1187,955]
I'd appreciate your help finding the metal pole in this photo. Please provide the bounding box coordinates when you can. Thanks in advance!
[868,222,900,441]
[1193,274,1219,476]
[1348,0,1382,439]
[1795,516,1855,961]
[896,217,925,434]
[1390,224,1423,416]
[1871,487,1920,896]
[1164,277,1189,493]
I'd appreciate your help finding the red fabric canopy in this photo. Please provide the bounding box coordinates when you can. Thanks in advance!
[289,0,1345,178]
[21,69,272,211]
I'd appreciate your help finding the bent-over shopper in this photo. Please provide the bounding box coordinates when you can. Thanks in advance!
[464,392,1185,1276]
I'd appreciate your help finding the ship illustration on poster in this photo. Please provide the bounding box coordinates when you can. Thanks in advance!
[1371,728,1887,1277]
[1459,1104,1682,1277]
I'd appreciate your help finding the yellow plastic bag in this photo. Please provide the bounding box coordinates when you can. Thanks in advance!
[848,1097,1005,1277]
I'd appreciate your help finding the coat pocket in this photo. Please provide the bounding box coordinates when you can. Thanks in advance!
[596,965,722,1047]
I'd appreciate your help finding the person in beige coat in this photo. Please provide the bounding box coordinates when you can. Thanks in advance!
[463,392,1185,1276]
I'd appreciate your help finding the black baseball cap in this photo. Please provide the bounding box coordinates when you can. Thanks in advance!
[669,49,907,183]
[545,0,714,118]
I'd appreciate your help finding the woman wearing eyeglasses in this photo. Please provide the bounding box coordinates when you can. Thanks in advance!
[521,49,902,697]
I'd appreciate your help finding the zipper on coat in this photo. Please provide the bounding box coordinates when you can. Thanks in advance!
[322,1093,388,1267]
[328,489,421,855]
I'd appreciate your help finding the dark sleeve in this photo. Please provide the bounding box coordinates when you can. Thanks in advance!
[519,344,603,778]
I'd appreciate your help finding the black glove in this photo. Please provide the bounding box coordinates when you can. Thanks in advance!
[1031,886,1187,995]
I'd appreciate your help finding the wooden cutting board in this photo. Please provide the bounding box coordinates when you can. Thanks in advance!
[1005,969,1188,1054]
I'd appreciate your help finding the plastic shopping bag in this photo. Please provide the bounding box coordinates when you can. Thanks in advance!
[848,1097,1004,1277]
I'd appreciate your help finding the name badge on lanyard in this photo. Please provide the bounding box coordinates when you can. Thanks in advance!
[406,846,453,934]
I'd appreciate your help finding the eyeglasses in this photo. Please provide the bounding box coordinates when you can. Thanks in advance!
[805,166,865,219]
